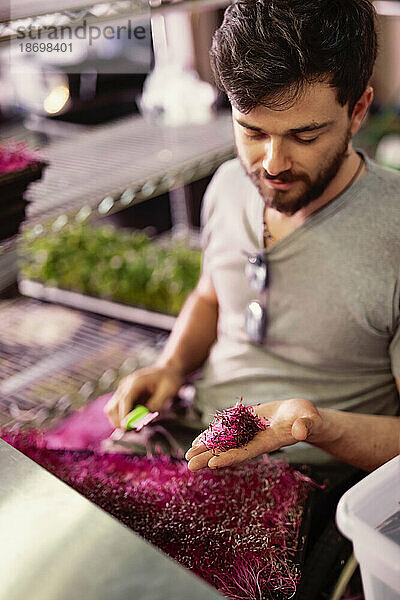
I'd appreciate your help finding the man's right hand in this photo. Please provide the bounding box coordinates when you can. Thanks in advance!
[104,365,184,428]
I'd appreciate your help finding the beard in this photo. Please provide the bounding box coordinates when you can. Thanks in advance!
[239,128,352,215]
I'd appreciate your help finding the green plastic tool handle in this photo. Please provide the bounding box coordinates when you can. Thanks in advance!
[125,405,150,431]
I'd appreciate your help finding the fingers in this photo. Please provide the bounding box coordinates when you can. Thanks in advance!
[104,374,146,428]
[119,392,133,428]
[185,443,207,461]
[147,377,175,412]
[105,389,132,429]
[187,449,214,471]
[104,393,121,428]
[208,445,253,469]
[291,417,312,441]
[186,438,260,471]
[186,427,275,471]
[104,368,181,428]
[187,444,256,471]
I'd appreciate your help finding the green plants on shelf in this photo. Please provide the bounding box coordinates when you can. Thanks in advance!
[20,223,202,316]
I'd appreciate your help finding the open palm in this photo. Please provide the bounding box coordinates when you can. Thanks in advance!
[186,398,322,471]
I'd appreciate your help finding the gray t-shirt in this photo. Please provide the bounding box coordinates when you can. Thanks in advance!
[194,152,400,461]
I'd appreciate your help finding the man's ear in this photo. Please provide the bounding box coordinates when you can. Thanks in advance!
[350,86,374,136]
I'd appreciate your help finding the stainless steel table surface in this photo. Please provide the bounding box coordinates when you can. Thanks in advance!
[0,438,223,600]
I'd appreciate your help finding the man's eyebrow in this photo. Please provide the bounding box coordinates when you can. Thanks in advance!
[288,121,334,134]
[235,119,264,132]
[235,118,334,134]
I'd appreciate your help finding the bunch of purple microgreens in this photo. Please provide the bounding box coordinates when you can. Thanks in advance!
[200,400,269,453]
[1,427,314,600]
[0,141,39,175]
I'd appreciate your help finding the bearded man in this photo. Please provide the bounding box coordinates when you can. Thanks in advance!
[106,0,400,475]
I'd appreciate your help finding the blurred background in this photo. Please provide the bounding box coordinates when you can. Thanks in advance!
[0,0,399,431]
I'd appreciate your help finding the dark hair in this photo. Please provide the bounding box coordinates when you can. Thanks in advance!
[210,0,378,114]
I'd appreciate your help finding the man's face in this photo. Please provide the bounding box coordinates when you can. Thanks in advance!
[233,83,353,215]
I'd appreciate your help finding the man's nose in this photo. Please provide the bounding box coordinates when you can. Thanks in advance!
[261,138,291,176]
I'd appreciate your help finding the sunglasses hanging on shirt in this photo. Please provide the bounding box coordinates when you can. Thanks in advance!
[244,251,269,344]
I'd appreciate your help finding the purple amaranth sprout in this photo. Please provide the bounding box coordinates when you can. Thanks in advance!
[0,141,39,175]
[201,399,269,452]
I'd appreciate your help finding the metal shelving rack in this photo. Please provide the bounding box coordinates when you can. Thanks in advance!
[0,297,167,429]
[23,111,234,228]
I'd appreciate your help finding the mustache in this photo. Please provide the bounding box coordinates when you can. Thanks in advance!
[251,168,303,183]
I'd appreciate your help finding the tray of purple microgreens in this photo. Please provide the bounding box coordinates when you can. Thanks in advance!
[0,140,46,240]
[1,399,318,600]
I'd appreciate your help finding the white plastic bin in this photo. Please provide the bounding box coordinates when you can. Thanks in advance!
[336,455,400,600]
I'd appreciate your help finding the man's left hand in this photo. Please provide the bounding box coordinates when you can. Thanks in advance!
[185,398,323,471]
